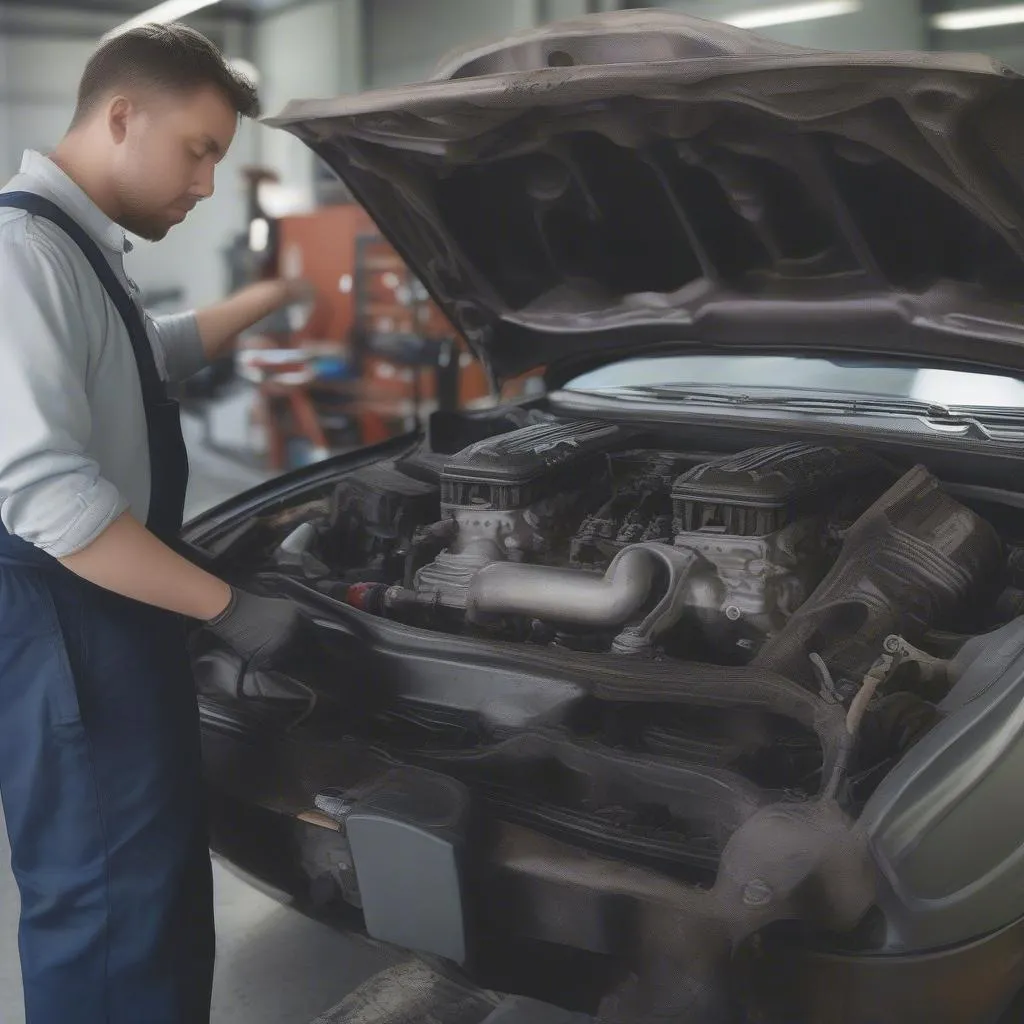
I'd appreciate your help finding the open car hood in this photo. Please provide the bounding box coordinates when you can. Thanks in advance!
[267,9,1024,385]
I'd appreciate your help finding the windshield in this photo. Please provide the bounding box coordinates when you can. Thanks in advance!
[564,356,1024,409]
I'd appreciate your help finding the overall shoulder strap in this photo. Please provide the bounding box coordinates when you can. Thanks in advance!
[0,191,165,406]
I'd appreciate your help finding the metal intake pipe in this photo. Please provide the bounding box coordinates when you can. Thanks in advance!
[466,542,710,653]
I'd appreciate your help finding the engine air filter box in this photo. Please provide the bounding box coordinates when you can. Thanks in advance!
[673,443,884,537]
[441,419,631,510]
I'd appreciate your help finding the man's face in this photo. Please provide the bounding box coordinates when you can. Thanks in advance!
[110,85,238,241]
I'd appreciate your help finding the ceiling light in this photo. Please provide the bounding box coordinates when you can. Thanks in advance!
[931,4,1024,31]
[107,0,221,37]
[248,218,269,254]
[723,0,862,30]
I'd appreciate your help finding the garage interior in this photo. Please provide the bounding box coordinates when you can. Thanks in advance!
[3,0,1024,1020]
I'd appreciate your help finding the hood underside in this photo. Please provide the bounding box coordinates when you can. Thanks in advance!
[267,10,1024,385]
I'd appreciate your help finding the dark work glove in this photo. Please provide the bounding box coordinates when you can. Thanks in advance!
[205,587,303,669]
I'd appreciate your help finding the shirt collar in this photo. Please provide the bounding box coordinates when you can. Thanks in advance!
[16,150,133,255]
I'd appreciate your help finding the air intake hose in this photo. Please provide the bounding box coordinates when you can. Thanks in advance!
[466,542,711,653]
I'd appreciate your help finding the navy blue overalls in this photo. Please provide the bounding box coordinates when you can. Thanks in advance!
[0,194,215,1023]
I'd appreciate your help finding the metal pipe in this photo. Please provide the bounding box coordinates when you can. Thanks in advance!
[465,542,705,650]
[466,545,657,627]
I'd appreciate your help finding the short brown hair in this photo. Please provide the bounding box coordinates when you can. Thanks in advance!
[72,23,260,127]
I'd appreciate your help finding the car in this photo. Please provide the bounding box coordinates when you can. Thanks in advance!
[181,10,1024,1023]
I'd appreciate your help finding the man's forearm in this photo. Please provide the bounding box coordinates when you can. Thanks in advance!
[194,279,307,361]
[58,511,232,620]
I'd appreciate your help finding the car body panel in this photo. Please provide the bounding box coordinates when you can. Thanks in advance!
[265,9,1024,385]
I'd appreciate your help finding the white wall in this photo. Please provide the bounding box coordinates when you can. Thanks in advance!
[255,0,363,206]
[0,38,9,174]
[646,0,925,50]
[366,0,538,89]
[544,0,590,20]
[1,37,93,178]
[0,15,257,313]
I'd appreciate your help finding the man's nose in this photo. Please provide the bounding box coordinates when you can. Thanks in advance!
[193,163,216,200]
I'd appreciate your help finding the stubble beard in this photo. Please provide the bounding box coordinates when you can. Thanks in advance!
[118,209,172,242]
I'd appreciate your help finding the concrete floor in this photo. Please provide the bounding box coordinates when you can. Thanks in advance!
[0,405,385,1022]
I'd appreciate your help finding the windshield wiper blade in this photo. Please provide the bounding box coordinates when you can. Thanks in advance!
[604,384,959,418]
[586,385,1024,439]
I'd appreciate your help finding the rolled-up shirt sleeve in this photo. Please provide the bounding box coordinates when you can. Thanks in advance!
[146,309,207,382]
[0,233,128,556]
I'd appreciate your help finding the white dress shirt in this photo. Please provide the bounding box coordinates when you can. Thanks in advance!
[0,150,207,556]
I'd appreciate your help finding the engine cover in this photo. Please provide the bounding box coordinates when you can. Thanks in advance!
[414,420,632,608]
[669,443,890,658]
[671,442,886,537]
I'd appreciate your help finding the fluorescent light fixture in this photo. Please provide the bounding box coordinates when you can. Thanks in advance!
[931,4,1024,31]
[248,218,269,254]
[107,0,220,37]
[723,0,861,30]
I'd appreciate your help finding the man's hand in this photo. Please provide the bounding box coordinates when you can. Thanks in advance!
[194,277,318,361]
[59,514,303,669]
[204,588,303,669]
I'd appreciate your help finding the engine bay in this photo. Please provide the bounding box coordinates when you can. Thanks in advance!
[255,415,1006,693]
[193,410,1024,1022]
[200,410,1024,844]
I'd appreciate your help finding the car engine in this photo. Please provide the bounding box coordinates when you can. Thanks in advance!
[296,418,998,695]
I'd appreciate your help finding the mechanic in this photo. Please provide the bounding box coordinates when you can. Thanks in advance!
[0,24,311,1024]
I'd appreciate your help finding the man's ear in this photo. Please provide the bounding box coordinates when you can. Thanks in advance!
[107,96,132,145]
